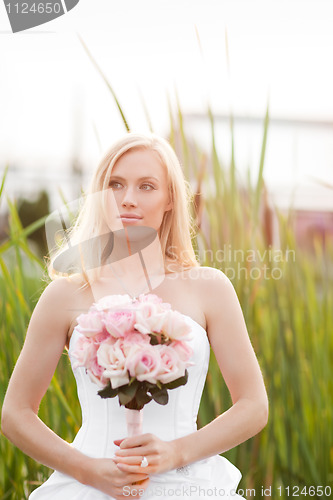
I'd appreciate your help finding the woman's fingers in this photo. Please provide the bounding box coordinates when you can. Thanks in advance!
[113,466,150,484]
[113,433,177,475]
[122,470,150,482]
[113,438,125,446]
[114,435,158,458]
[114,433,155,450]
[114,450,159,475]
[114,445,150,457]
[114,452,156,474]
[114,455,146,465]
[116,462,156,474]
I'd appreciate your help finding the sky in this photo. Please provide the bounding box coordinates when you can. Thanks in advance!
[0,0,333,209]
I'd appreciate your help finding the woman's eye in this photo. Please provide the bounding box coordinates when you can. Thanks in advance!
[109,181,154,190]
[109,181,122,189]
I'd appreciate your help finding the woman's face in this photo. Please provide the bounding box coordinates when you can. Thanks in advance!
[106,148,173,233]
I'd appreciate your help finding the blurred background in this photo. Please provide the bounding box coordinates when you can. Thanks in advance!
[0,0,332,498]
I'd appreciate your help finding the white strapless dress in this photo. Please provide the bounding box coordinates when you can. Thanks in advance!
[29,313,244,499]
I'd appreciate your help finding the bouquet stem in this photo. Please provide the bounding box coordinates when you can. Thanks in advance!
[125,408,143,437]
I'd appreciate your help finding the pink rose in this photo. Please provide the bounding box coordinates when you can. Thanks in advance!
[125,345,161,384]
[71,335,109,387]
[159,310,193,340]
[122,332,151,355]
[110,333,150,358]
[87,359,108,388]
[156,345,186,384]
[169,340,194,363]
[134,303,169,334]
[135,308,192,341]
[76,310,104,338]
[92,330,111,344]
[103,310,136,338]
[71,335,98,369]
[93,294,133,311]
[97,339,130,389]
[137,293,168,306]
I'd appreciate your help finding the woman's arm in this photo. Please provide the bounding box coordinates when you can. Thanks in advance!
[1,278,150,498]
[172,268,269,467]
[1,279,81,470]
[113,267,269,473]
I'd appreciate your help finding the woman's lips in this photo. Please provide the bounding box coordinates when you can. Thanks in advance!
[119,216,142,223]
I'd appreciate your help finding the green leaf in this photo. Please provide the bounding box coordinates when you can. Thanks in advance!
[78,34,130,132]
[137,383,152,402]
[149,335,159,345]
[118,380,139,405]
[97,382,118,399]
[136,385,153,407]
[145,381,156,389]
[0,166,8,208]
[163,370,188,389]
[150,388,168,405]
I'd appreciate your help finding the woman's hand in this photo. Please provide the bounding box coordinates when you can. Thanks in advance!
[81,456,150,499]
[113,433,179,476]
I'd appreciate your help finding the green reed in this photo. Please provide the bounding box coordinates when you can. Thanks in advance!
[0,178,81,498]
[167,95,332,495]
[172,104,333,496]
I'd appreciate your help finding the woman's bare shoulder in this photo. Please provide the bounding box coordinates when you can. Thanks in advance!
[38,275,88,308]
[185,266,234,308]
[166,264,230,289]
[179,264,229,281]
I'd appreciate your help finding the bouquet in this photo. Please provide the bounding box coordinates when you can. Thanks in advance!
[71,293,194,435]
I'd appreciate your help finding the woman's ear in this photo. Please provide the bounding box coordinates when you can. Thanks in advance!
[165,198,173,211]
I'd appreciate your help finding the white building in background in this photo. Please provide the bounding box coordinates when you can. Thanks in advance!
[182,112,333,211]
[180,113,333,255]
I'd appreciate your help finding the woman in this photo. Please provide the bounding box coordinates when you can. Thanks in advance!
[1,132,269,499]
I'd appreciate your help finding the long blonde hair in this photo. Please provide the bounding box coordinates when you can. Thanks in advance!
[48,132,199,283]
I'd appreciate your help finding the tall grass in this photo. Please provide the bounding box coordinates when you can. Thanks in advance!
[187,111,333,494]
[0,182,81,498]
[168,99,333,495]
[1,41,332,499]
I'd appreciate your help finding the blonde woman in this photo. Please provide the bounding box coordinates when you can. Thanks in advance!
[2,133,268,499]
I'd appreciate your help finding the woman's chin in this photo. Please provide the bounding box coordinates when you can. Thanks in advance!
[120,218,143,225]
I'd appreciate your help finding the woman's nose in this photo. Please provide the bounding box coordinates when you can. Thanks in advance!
[121,188,137,207]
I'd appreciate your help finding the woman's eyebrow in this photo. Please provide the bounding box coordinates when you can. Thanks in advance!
[109,175,159,182]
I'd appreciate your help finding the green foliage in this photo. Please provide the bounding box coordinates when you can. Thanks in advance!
[97,371,189,410]
[0,171,81,498]
[17,190,50,257]
[181,105,333,494]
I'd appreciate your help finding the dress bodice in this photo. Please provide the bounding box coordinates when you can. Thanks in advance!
[30,307,243,499]
[67,313,211,459]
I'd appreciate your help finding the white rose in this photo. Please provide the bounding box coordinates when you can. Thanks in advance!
[97,339,130,389]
